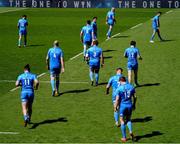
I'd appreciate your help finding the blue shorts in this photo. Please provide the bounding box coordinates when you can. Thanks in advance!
[108,20,114,26]
[84,41,92,47]
[50,68,60,76]
[21,91,34,103]
[89,65,100,72]
[127,62,138,71]
[120,103,132,117]
[19,29,27,35]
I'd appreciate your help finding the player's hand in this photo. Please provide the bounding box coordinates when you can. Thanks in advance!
[61,68,65,73]
[101,64,104,68]
[139,57,143,60]
[106,21,108,25]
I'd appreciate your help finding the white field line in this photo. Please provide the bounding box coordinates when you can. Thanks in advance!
[10,72,46,92]
[0,8,27,14]
[0,132,19,135]
[70,52,83,61]
[130,23,143,30]
[112,32,121,38]
[166,10,173,14]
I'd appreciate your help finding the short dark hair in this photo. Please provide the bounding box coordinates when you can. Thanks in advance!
[130,40,136,46]
[92,40,99,45]
[116,67,123,72]
[22,15,27,18]
[157,12,162,15]
[24,64,30,71]
[93,17,97,20]
[119,76,126,82]
[87,20,91,25]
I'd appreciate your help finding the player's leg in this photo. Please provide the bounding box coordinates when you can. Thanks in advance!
[113,101,119,127]
[134,64,139,86]
[24,32,27,47]
[156,29,163,41]
[120,106,127,142]
[150,29,156,43]
[27,92,34,123]
[55,73,60,96]
[126,106,135,141]
[21,101,29,127]
[94,68,100,86]
[50,70,56,96]
[107,25,113,39]
[128,70,132,84]
[89,67,94,86]
[18,32,22,47]
[83,44,87,61]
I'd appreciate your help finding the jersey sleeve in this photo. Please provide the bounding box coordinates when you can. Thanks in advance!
[17,75,21,81]
[124,49,128,57]
[60,50,64,58]
[108,77,113,87]
[47,49,50,59]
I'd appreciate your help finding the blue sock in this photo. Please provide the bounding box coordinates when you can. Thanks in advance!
[56,79,59,92]
[114,111,119,123]
[18,39,21,46]
[121,123,126,138]
[127,121,132,133]
[89,71,93,81]
[95,73,99,84]
[151,33,156,40]
[83,45,87,56]
[24,115,29,121]
[51,80,55,91]
[108,29,111,37]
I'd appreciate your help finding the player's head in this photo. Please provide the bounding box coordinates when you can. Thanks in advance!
[87,20,91,25]
[22,15,27,19]
[92,17,97,22]
[92,39,99,46]
[116,67,123,74]
[119,76,126,84]
[157,12,162,16]
[53,40,59,47]
[111,7,115,12]
[24,64,30,72]
[130,40,136,47]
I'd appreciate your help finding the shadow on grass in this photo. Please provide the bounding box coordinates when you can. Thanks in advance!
[30,117,67,129]
[159,39,175,43]
[136,83,160,88]
[112,35,129,39]
[132,116,152,123]
[59,89,90,96]
[98,82,108,86]
[103,49,116,53]
[104,56,113,59]
[135,131,163,142]
[28,44,45,47]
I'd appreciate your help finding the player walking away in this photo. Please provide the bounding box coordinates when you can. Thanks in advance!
[150,12,164,43]
[46,40,65,96]
[15,64,39,127]
[106,68,123,127]
[17,15,28,48]
[86,40,104,86]
[106,7,116,40]
[114,77,137,142]
[91,17,98,39]
[124,41,142,87]
[80,20,94,61]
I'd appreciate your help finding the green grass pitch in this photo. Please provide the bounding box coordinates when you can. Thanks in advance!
[0,8,180,143]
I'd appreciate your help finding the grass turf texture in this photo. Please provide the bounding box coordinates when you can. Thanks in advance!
[0,8,180,142]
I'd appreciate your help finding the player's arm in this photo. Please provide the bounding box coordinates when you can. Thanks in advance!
[100,52,104,67]
[124,50,128,58]
[137,49,143,60]
[106,15,108,24]
[132,93,137,110]
[15,80,21,87]
[80,31,83,43]
[61,56,65,73]
[17,22,20,29]
[46,54,50,70]
[34,78,39,90]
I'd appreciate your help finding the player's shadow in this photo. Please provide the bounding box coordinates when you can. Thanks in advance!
[135,131,163,142]
[30,117,68,129]
[104,56,113,59]
[103,49,116,53]
[98,82,108,86]
[132,116,152,123]
[59,89,90,96]
[160,39,175,42]
[136,83,160,88]
[112,35,129,39]
[28,44,45,47]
